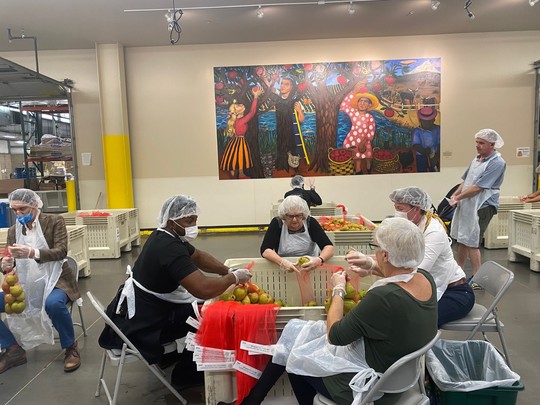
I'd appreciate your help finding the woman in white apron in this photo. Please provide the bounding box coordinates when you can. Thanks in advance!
[449,129,506,281]
[260,195,334,272]
[98,195,252,388]
[0,189,81,374]
[217,218,438,405]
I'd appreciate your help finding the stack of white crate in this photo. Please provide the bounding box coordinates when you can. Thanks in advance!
[507,209,540,272]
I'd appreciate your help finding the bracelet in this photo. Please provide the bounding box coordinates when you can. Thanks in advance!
[332,288,346,299]
[318,256,324,265]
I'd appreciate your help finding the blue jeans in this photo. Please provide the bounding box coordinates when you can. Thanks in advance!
[438,283,475,327]
[0,288,75,349]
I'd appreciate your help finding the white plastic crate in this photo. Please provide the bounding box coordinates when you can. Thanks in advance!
[484,196,530,249]
[203,256,376,405]
[270,201,343,220]
[507,209,540,272]
[35,190,68,213]
[313,215,376,256]
[105,208,141,246]
[64,210,130,259]
[66,225,91,277]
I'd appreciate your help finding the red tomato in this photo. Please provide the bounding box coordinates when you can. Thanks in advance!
[298,82,307,91]
[228,70,238,79]
[215,82,224,90]
[304,63,313,71]
[337,76,347,85]
[373,83,382,92]
[384,76,395,85]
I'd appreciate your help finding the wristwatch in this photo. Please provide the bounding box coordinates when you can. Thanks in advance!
[332,289,345,299]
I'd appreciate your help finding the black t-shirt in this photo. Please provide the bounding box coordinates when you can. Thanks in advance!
[284,187,323,207]
[133,229,197,293]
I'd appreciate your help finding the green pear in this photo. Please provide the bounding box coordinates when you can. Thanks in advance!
[233,286,247,301]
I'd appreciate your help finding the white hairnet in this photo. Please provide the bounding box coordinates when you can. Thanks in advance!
[475,129,504,149]
[389,186,432,211]
[157,195,199,228]
[277,195,310,220]
[290,175,304,189]
[375,217,425,269]
[8,188,43,209]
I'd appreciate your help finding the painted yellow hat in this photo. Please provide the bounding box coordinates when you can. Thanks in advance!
[349,92,379,110]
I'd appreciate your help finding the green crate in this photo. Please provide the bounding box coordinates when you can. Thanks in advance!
[435,381,524,405]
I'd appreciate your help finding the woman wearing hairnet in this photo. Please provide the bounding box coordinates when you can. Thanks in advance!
[0,188,81,374]
[98,195,252,390]
[260,195,333,272]
[218,217,437,405]
[347,186,475,327]
[284,175,322,207]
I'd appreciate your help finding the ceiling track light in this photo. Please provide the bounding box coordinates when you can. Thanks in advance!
[256,5,264,18]
[164,0,183,45]
[348,1,356,15]
[530,0,539,6]
[464,0,475,19]
[431,0,440,11]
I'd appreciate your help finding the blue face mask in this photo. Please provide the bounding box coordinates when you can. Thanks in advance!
[17,212,33,225]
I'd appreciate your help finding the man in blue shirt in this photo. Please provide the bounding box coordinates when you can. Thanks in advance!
[449,129,506,289]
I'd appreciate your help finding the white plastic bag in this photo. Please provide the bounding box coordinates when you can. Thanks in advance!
[426,339,520,392]
[285,319,370,377]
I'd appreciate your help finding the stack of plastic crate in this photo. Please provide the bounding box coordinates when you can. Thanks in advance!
[507,209,540,272]
[313,215,376,255]
[106,208,141,247]
[484,197,529,249]
[62,210,130,259]
[66,225,91,277]
[203,256,376,405]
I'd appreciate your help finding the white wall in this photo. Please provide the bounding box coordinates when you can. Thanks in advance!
[2,30,539,228]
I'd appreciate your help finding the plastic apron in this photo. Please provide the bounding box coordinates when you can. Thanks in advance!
[6,220,63,350]
[277,219,319,257]
[450,154,499,248]
[274,271,417,405]
[116,229,199,319]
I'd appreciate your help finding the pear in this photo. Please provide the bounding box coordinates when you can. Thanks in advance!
[220,292,235,301]
[258,293,271,304]
[248,292,259,304]
[247,283,261,294]
[304,300,317,307]
[343,299,357,315]
[345,282,357,300]
[241,295,251,305]
[274,300,284,307]
[296,256,310,266]
[324,298,331,313]
[233,286,247,301]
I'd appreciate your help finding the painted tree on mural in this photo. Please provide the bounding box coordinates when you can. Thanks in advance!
[301,61,386,172]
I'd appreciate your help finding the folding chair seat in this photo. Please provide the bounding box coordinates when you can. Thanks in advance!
[66,256,87,336]
[313,331,441,405]
[86,291,187,405]
[439,261,513,368]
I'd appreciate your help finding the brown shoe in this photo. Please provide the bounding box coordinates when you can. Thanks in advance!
[0,345,27,374]
[64,341,81,372]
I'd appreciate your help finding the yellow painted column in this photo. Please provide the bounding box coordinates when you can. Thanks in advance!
[96,43,134,208]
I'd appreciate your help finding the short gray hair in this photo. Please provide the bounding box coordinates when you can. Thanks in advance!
[375,217,425,269]
[277,195,310,220]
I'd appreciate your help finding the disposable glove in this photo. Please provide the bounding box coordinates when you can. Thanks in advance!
[8,244,36,259]
[232,268,252,284]
[299,256,322,271]
[345,250,374,272]
[1,256,14,272]
[331,270,346,293]
[279,259,298,273]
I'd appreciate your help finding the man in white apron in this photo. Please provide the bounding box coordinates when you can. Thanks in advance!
[98,195,252,389]
[0,189,81,374]
[449,129,506,289]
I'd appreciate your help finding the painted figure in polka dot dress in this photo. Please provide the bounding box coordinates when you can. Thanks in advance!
[340,88,379,174]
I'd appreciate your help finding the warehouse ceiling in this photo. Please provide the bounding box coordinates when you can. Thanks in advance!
[0,0,539,52]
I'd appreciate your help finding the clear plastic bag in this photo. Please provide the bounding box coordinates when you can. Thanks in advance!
[426,339,520,392]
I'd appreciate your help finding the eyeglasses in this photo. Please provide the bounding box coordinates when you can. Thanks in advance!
[369,242,380,250]
[285,213,304,220]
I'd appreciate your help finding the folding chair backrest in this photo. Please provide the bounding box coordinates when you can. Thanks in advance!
[362,331,441,403]
[473,261,513,298]
[86,291,140,355]
[66,256,79,283]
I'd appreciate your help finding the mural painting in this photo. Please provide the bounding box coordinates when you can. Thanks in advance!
[214,58,441,180]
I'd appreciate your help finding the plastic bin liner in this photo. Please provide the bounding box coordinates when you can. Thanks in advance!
[426,339,520,392]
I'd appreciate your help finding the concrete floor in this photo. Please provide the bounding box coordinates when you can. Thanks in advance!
[0,232,538,405]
